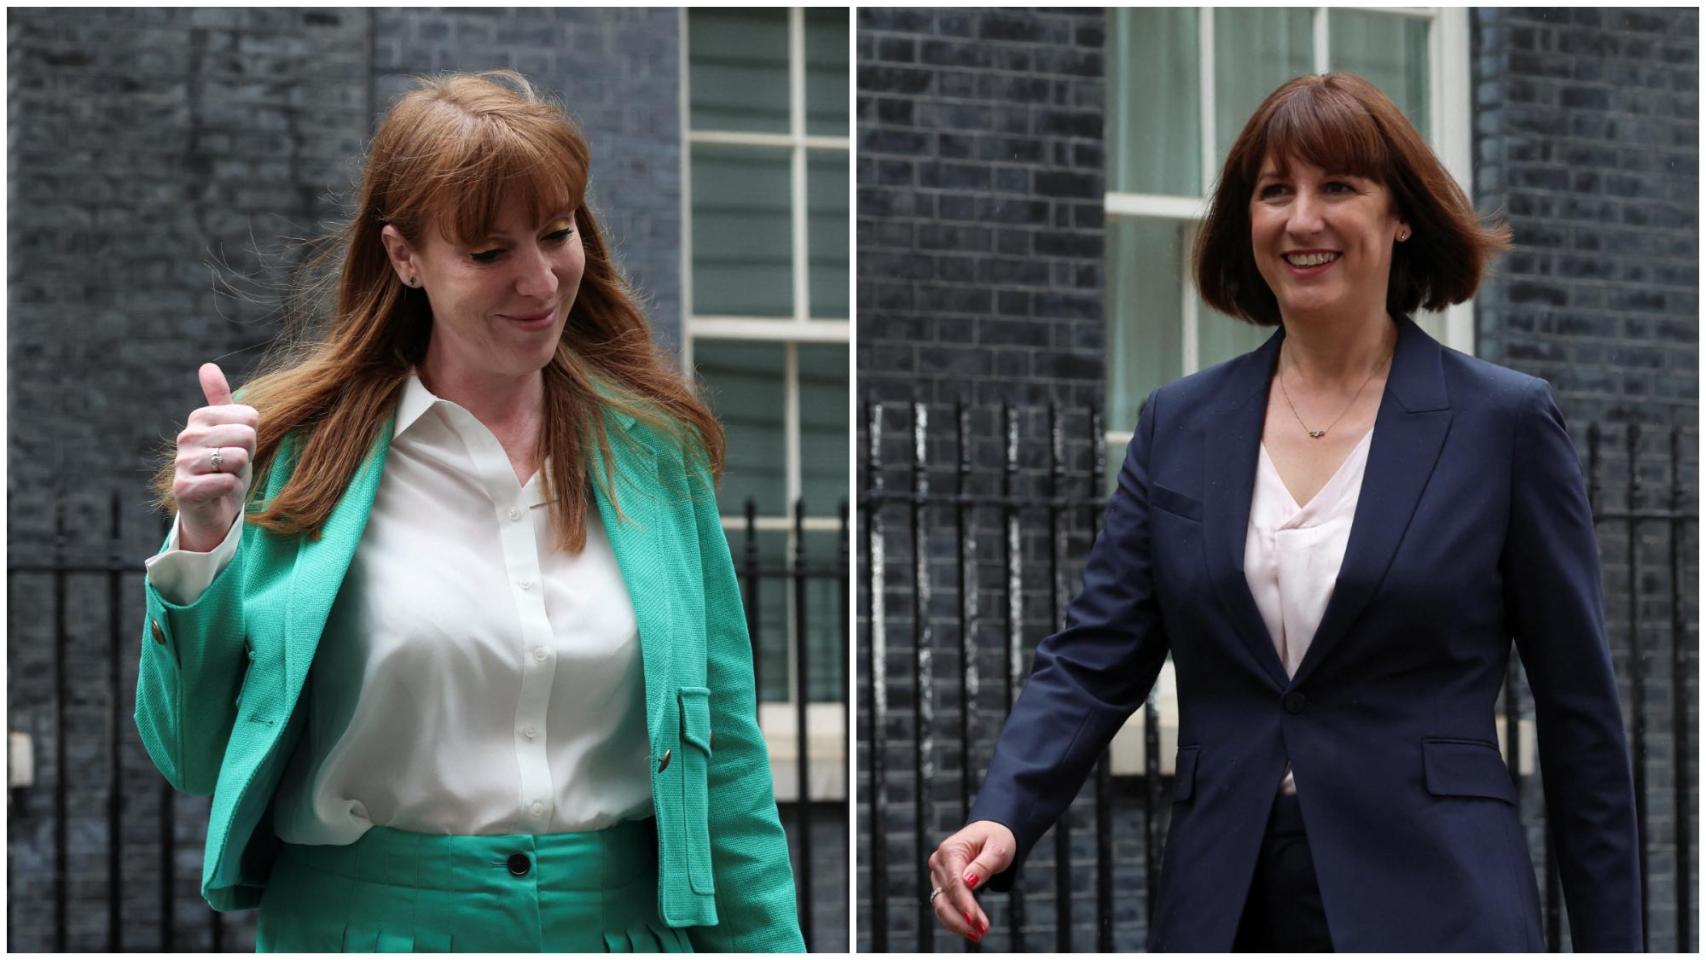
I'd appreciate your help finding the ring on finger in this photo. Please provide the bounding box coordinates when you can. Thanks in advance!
[209,447,224,472]
[929,887,943,904]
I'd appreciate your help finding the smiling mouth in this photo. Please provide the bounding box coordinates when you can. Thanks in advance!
[503,307,556,324]
[1282,252,1340,268]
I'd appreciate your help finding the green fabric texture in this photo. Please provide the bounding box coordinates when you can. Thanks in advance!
[134,408,804,952]
[256,817,691,952]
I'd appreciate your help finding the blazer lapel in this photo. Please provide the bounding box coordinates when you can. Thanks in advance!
[1289,315,1452,689]
[1202,327,1292,689]
[589,414,670,738]
[283,417,395,699]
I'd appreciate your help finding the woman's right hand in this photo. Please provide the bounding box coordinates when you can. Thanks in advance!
[927,819,1017,943]
[173,363,258,553]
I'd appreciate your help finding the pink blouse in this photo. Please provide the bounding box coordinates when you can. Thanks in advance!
[1243,428,1374,794]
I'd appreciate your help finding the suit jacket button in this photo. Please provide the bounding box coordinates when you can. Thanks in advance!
[150,619,166,645]
[658,748,671,773]
[1282,691,1307,714]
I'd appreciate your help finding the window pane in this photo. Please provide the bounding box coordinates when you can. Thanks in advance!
[807,151,849,319]
[691,144,793,317]
[694,340,787,515]
[1328,10,1430,136]
[725,529,846,704]
[1214,8,1314,172]
[799,344,848,515]
[1107,8,1200,197]
[1105,217,1185,437]
[1197,297,1272,369]
[688,9,788,134]
[805,8,849,137]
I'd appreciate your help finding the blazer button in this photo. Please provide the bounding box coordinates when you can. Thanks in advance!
[1282,691,1307,715]
[150,619,166,645]
[507,853,530,877]
[658,749,671,773]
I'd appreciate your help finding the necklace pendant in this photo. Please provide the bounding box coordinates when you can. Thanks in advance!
[1308,430,1326,439]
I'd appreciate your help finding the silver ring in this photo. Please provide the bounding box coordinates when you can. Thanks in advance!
[209,448,224,472]
[929,887,943,904]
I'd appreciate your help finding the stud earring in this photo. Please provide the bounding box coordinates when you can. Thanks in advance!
[1397,229,1410,242]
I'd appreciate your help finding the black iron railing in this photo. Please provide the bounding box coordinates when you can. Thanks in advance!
[857,398,1696,953]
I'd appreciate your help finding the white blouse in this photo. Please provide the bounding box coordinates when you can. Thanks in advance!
[1243,428,1373,795]
[143,371,654,843]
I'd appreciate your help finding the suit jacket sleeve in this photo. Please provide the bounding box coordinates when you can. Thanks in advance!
[134,522,249,797]
[968,391,1173,888]
[1502,377,1641,950]
[683,458,806,953]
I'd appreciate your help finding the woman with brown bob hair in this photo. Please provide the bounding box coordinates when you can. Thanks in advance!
[137,70,803,952]
[930,72,1640,951]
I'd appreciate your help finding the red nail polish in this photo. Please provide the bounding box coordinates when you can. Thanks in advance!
[963,911,975,927]
[965,872,979,887]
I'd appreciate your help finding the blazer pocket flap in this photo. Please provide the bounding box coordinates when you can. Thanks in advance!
[678,686,712,752]
[1173,746,1199,802]
[1150,483,1203,522]
[1423,739,1516,804]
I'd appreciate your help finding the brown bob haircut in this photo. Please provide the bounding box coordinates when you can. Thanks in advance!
[1194,72,1511,327]
[151,71,724,552]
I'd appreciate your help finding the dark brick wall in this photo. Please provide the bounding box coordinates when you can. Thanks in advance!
[1472,8,1697,950]
[856,7,1106,412]
[6,8,691,952]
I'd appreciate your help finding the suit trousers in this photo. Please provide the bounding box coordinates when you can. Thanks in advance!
[1232,792,1334,952]
[256,816,690,952]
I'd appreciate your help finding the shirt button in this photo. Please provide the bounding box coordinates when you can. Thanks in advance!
[530,800,545,817]
[522,726,537,740]
[518,579,533,591]
[533,647,548,662]
[508,507,523,521]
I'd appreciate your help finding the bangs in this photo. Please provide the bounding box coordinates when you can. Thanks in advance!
[1247,84,1392,185]
[427,113,587,247]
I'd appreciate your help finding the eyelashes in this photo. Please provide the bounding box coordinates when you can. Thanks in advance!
[468,226,577,264]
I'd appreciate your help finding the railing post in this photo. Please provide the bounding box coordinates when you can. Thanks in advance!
[107,491,124,951]
[864,400,889,952]
[911,401,934,951]
[1668,426,1692,952]
[54,496,68,952]
[1046,403,1070,951]
[999,402,1025,950]
[793,498,813,950]
[1627,424,1649,950]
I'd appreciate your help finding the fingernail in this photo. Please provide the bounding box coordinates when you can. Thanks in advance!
[965,872,979,887]
[963,911,975,927]
[980,918,989,933]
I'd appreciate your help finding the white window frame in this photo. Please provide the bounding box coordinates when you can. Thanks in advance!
[679,7,850,801]
[1103,8,1493,774]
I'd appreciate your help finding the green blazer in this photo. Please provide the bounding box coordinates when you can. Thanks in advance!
[134,408,805,952]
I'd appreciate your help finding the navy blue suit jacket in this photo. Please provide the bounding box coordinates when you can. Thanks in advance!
[968,315,1641,951]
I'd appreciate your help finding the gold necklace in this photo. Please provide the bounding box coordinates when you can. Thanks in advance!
[1278,342,1393,439]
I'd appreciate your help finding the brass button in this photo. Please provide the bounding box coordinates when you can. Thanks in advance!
[150,619,165,645]
[658,749,671,773]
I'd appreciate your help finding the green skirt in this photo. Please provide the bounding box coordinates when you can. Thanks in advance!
[256,817,692,952]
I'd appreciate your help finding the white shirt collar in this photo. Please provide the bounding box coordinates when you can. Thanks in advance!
[393,368,442,438]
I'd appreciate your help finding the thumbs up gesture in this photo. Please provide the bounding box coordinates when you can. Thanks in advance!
[172,363,259,553]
